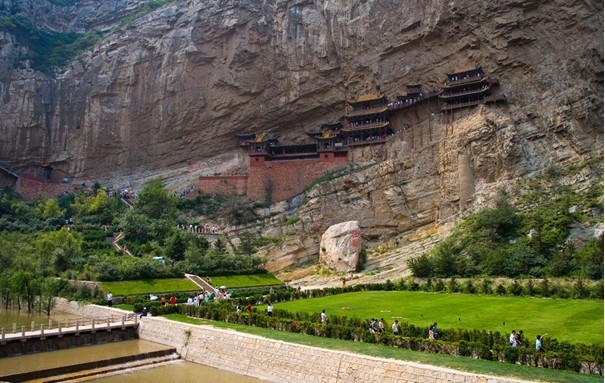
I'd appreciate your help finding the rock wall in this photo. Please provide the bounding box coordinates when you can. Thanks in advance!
[0,0,601,188]
[0,0,602,271]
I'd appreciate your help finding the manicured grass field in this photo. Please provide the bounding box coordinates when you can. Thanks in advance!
[271,291,604,345]
[205,274,283,289]
[98,274,282,296]
[98,278,199,296]
[165,313,602,383]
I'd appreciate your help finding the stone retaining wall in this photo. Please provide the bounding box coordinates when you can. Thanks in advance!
[55,300,531,383]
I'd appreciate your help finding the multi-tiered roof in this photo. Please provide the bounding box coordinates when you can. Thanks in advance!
[439,67,506,111]
[341,93,392,145]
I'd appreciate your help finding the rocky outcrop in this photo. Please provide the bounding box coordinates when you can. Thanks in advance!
[319,221,361,273]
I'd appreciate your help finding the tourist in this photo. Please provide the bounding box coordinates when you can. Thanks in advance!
[246,303,252,315]
[107,291,113,307]
[536,333,548,352]
[170,295,177,305]
[432,322,439,339]
[236,304,242,313]
[509,330,517,347]
[321,309,327,324]
[267,302,273,316]
[160,296,166,306]
[391,320,399,335]
[140,307,148,318]
[429,324,435,340]
[516,330,524,346]
[378,318,385,332]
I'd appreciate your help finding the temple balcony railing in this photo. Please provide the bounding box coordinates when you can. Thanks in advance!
[444,74,485,87]
[439,85,491,99]
[345,105,388,117]
[342,121,389,132]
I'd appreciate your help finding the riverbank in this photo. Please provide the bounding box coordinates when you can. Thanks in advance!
[53,299,534,383]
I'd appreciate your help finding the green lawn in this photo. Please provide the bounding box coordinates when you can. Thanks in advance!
[165,313,602,383]
[98,278,199,296]
[209,274,283,288]
[270,291,604,345]
[97,274,282,296]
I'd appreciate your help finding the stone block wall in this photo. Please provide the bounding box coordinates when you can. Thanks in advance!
[55,300,531,383]
[137,316,531,383]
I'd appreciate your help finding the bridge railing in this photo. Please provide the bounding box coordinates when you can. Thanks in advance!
[1,313,138,341]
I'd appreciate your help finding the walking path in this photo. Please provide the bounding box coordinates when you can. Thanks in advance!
[185,274,216,293]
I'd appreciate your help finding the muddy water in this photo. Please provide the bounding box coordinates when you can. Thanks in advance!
[0,306,82,330]
[0,307,268,382]
[0,339,267,383]
[92,359,267,383]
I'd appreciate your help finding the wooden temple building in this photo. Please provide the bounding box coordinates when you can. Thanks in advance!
[341,93,393,146]
[201,66,507,203]
[439,67,506,111]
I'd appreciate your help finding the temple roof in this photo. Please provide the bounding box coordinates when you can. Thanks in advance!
[446,66,484,77]
[346,93,386,104]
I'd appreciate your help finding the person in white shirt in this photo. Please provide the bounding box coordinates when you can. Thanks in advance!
[321,309,327,323]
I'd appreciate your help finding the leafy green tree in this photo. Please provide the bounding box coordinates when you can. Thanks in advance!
[577,235,604,279]
[135,179,178,220]
[35,229,83,275]
[238,232,260,256]
[165,230,188,261]
[35,198,65,220]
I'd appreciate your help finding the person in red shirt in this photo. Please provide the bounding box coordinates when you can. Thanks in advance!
[170,295,177,305]
[246,303,252,315]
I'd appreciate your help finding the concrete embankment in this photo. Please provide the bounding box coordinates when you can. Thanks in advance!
[55,299,532,383]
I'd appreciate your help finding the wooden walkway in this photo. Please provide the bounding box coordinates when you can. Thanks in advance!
[1,314,138,343]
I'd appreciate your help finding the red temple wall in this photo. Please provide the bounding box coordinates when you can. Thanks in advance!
[197,175,248,197]
[16,174,80,201]
[247,156,348,203]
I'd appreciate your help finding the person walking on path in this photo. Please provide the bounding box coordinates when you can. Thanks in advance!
[107,291,113,307]
[267,302,273,316]
[432,322,439,339]
[246,303,252,315]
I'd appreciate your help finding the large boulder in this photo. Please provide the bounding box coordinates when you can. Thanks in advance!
[319,221,361,273]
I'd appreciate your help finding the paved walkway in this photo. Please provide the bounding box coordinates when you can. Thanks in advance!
[185,274,216,293]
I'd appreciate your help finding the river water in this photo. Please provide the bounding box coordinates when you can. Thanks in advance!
[0,307,267,383]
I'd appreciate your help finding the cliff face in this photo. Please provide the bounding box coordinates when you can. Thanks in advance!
[1,0,601,181]
[0,0,603,268]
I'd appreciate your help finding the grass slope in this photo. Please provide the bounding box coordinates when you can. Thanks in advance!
[271,291,603,345]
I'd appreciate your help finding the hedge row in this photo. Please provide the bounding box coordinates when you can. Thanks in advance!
[148,301,603,375]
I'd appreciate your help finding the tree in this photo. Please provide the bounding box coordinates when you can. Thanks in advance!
[135,179,178,220]
[238,232,259,256]
[165,231,187,261]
